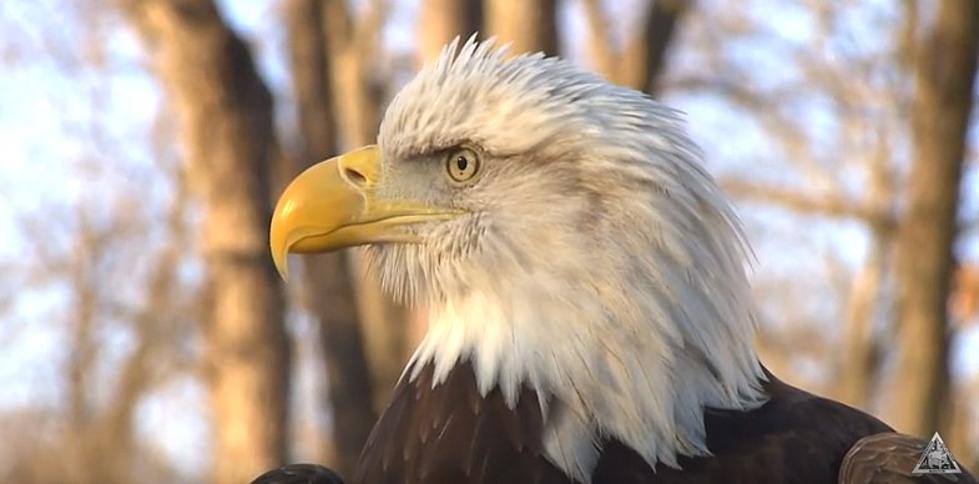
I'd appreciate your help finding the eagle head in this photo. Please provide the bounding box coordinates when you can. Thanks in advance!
[270,38,766,480]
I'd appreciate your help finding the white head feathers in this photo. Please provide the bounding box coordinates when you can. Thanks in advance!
[371,38,767,482]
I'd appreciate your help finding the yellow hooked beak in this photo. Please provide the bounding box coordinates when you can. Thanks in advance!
[270,145,461,279]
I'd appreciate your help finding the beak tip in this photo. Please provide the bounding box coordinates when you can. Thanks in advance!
[272,250,290,282]
[271,230,291,281]
[277,265,290,282]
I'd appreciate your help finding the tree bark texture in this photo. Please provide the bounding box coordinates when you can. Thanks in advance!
[418,0,482,63]
[484,0,559,57]
[618,0,689,95]
[122,1,291,482]
[890,0,978,437]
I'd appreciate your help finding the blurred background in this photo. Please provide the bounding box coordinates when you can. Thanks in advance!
[0,0,977,482]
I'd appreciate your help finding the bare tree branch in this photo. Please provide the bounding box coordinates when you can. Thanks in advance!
[720,178,897,230]
[580,0,689,94]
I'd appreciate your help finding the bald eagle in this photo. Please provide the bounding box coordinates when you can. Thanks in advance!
[256,39,975,484]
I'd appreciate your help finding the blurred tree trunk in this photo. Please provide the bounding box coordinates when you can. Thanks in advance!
[121,1,291,482]
[946,378,979,475]
[836,127,895,409]
[619,0,689,96]
[283,0,377,476]
[484,0,559,56]
[419,0,482,63]
[890,0,978,437]
[322,0,411,411]
[837,219,888,409]
[323,0,383,148]
[834,5,916,410]
[582,0,689,96]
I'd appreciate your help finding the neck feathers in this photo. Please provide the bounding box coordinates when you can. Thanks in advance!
[406,253,767,482]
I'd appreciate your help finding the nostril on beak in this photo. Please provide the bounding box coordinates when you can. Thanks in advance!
[343,167,368,187]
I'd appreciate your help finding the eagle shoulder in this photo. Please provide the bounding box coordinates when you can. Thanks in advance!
[352,363,971,484]
[591,372,895,483]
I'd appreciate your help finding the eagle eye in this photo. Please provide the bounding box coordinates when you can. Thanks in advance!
[445,147,479,183]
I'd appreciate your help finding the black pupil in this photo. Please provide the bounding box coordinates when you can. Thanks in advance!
[456,156,468,172]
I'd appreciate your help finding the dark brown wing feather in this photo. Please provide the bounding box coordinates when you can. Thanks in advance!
[591,370,894,484]
[353,361,570,484]
[353,362,959,484]
[839,432,977,484]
